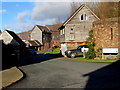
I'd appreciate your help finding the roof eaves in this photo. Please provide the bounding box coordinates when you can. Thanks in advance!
[61,4,100,27]
[62,4,85,26]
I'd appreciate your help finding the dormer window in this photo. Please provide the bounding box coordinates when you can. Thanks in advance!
[80,14,87,21]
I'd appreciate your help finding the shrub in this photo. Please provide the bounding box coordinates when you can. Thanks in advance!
[85,44,96,59]
[117,53,120,60]
[106,55,117,60]
[96,47,102,59]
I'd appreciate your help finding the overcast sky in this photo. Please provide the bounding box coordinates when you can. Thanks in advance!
[1,2,71,33]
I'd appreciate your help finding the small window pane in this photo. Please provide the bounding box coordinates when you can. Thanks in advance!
[81,14,84,20]
[80,14,87,21]
[71,28,73,31]
[63,29,65,34]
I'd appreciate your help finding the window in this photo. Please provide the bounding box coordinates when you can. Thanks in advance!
[81,14,84,20]
[60,30,62,35]
[111,28,113,40]
[71,28,73,31]
[63,29,65,34]
[80,14,87,21]
[70,33,75,40]
[70,28,75,33]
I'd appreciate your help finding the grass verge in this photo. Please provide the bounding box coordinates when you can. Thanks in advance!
[44,48,60,54]
[74,57,119,62]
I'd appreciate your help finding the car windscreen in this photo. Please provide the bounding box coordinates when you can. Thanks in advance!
[77,45,88,50]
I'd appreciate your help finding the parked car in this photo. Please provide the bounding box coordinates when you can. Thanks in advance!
[65,45,89,58]
[26,49,37,55]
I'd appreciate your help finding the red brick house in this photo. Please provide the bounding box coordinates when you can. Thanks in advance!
[93,17,119,59]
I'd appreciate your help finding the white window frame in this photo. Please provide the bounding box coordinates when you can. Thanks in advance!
[60,30,63,35]
[80,13,88,21]
[70,33,75,40]
[63,29,65,34]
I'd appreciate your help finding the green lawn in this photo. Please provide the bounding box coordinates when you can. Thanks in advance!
[44,48,60,54]
[44,48,119,62]
[75,57,119,62]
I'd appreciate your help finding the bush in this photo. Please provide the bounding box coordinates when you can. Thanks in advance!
[96,47,102,59]
[85,44,96,59]
[106,55,117,60]
[117,53,120,60]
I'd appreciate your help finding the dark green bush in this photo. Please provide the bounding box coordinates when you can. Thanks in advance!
[96,47,102,59]
[85,44,96,59]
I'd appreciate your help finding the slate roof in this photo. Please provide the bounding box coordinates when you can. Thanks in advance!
[46,24,62,32]
[31,25,51,34]
[17,30,32,40]
[36,25,49,31]
[28,40,41,46]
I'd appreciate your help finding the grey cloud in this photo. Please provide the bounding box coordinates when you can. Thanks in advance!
[2,22,33,33]
[16,11,29,22]
[0,9,7,13]
[2,2,71,33]
[31,2,71,21]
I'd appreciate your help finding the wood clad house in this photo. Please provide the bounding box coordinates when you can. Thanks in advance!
[0,30,26,51]
[46,24,62,47]
[30,25,52,50]
[59,4,100,49]
[0,30,26,61]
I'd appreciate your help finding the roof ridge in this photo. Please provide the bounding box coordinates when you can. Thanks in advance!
[60,3,100,27]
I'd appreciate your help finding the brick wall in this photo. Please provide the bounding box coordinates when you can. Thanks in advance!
[93,17,119,58]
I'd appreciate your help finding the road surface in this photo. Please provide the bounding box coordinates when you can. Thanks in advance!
[7,54,120,88]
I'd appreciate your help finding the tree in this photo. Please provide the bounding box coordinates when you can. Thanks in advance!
[54,17,62,24]
[93,2,119,19]
[69,1,119,19]
[85,30,96,59]
[69,2,98,16]
[70,2,80,16]
[86,29,95,44]
[85,44,96,59]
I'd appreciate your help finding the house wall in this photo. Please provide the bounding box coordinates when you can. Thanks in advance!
[93,18,119,59]
[42,32,52,50]
[51,31,60,47]
[31,26,42,44]
[42,32,51,43]
[0,31,19,46]
[60,6,98,49]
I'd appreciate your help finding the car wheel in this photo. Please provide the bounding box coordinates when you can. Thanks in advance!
[70,53,76,58]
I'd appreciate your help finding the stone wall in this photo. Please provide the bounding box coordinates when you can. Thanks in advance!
[60,5,99,49]
[93,17,119,59]
[64,6,98,43]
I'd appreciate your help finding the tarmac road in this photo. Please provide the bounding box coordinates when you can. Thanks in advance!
[7,56,115,88]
